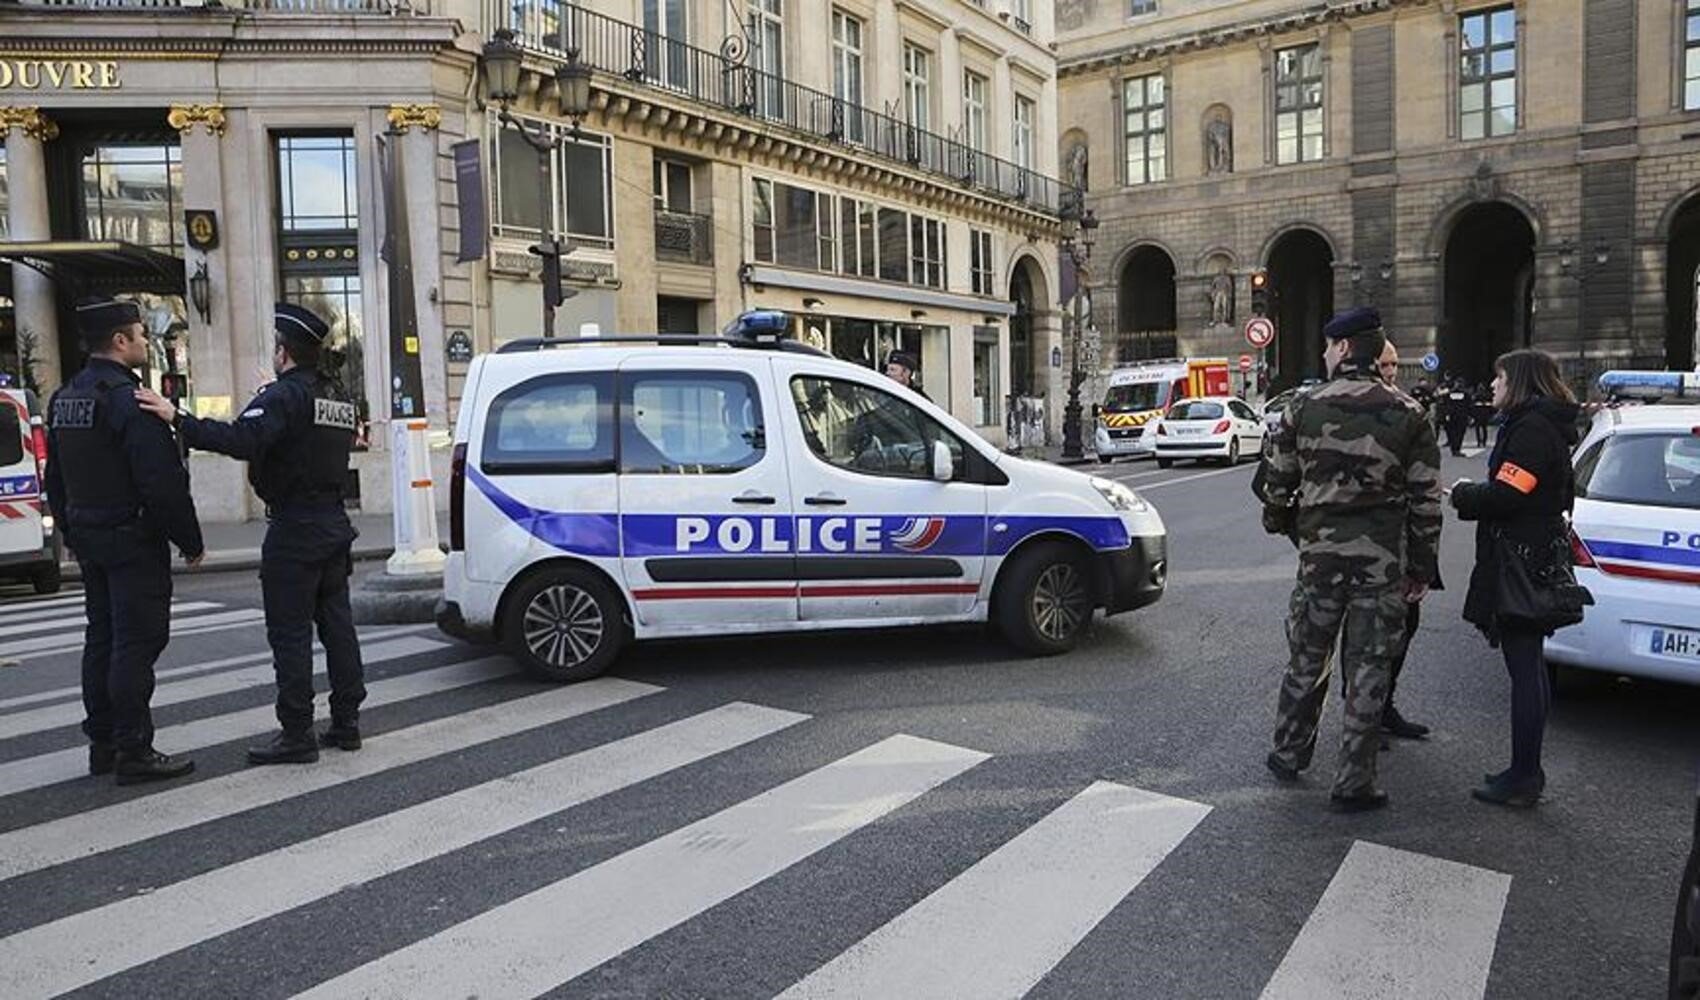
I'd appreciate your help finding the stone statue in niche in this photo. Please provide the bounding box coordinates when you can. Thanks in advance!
[1205,113,1233,175]
[1208,271,1235,326]
[1066,142,1089,192]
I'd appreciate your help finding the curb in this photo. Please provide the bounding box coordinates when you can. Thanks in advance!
[59,545,416,583]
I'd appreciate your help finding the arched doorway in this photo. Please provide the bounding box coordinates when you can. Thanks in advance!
[1010,262,1037,396]
[1441,202,1535,385]
[1117,245,1176,360]
[1265,228,1334,387]
[1665,194,1700,371]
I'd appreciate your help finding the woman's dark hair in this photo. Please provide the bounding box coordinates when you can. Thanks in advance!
[1494,349,1575,410]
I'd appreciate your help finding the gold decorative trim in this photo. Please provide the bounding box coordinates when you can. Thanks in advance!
[0,107,58,142]
[386,103,442,132]
[167,103,227,137]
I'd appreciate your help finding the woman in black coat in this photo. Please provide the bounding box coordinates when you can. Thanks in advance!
[1449,349,1580,808]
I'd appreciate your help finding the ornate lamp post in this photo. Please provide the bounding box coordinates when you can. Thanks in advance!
[480,29,593,339]
[1059,208,1099,461]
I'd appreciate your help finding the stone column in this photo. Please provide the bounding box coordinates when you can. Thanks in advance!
[1,107,63,393]
[387,104,449,430]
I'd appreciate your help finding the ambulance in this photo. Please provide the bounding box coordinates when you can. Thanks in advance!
[1093,358,1232,461]
[0,387,62,594]
[437,313,1169,682]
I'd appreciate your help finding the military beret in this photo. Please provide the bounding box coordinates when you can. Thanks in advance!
[886,351,919,371]
[73,297,142,341]
[1322,306,1383,341]
[274,302,330,346]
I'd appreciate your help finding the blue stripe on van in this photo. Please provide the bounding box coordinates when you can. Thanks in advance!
[0,476,38,498]
[1585,540,1700,569]
[466,466,620,557]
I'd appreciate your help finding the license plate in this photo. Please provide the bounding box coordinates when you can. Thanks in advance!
[1175,426,1205,436]
[1644,625,1700,660]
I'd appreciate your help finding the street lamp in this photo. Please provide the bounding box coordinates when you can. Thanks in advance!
[480,30,593,338]
[1558,238,1612,389]
[1059,208,1099,461]
[188,260,211,325]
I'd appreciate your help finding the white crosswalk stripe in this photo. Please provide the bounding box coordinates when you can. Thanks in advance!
[2,608,266,657]
[0,634,448,741]
[0,601,222,639]
[0,593,90,619]
[0,655,513,797]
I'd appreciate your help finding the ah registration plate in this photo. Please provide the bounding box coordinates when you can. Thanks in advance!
[1644,626,1700,660]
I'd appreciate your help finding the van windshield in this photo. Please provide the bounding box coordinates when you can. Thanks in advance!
[1575,432,1700,510]
[1103,382,1167,413]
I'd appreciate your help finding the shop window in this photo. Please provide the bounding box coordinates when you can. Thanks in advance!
[972,326,1000,426]
[82,142,184,254]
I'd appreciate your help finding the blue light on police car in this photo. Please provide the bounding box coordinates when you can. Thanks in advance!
[1597,370,1700,400]
[727,310,790,345]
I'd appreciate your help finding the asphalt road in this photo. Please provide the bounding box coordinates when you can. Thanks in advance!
[0,449,1694,999]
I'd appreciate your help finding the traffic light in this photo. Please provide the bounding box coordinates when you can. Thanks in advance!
[1250,270,1270,317]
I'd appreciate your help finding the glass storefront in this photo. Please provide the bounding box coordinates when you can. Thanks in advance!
[81,142,185,254]
[808,316,950,410]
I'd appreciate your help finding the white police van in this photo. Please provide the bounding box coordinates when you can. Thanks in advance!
[1546,370,1700,686]
[0,387,62,594]
[438,313,1168,682]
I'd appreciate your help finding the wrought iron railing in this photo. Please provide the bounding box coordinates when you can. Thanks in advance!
[497,1,1075,215]
[11,0,430,12]
[654,208,713,265]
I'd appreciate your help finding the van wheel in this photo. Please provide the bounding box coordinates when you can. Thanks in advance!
[30,563,60,596]
[1157,458,1173,469]
[503,567,626,683]
[995,542,1094,656]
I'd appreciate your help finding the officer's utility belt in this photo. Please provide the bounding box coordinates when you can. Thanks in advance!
[66,507,144,530]
[265,499,345,520]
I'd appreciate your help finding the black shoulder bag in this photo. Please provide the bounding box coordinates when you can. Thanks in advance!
[1492,529,1592,634]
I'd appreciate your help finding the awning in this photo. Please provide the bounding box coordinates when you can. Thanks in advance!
[0,241,185,298]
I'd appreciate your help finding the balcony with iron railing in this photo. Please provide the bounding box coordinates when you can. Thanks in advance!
[8,0,431,13]
[653,207,713,266]
[497,1,1076,217]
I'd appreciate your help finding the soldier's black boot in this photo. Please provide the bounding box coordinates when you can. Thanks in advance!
[247,730,320,765]
[1471,769,1544,808]
[114,749,195,786]
[88,742,117,776]
[1329,788,1390,813]
[1381,704,1431,740]
[318,722,361,752]
[1265,753,1303,783]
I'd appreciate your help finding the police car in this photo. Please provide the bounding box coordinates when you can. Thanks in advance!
[437,313,1169,682]
[1545,370,1700,686]
[0,387,61,594]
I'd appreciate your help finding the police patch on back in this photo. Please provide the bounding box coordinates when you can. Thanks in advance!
[313,398,358,432]
[51,397,95,430]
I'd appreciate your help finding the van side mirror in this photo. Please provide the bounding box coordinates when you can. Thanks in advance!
[931,440,954,482]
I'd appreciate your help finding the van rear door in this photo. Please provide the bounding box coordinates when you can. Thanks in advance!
[0,394,44,559]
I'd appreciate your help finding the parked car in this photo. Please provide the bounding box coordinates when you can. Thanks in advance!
[1152,396,1266,469]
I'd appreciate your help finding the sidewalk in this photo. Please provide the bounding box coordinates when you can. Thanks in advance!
[60,511,452,580]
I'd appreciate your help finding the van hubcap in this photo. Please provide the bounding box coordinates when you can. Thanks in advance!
[1032,564,1087,642]
[522,584,604,668]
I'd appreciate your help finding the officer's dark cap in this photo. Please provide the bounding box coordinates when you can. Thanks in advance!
[1322,307,1383,341]
[74,297,143,345]
[274,302,330,350]
[887,351,919,372]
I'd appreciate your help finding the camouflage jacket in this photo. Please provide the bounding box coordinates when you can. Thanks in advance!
[1260,360,1443,589]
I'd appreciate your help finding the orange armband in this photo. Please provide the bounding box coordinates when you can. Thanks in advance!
[1494,462,1539,494]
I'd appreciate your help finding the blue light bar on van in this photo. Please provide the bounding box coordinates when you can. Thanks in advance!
[1597,370,1700,400]
[725,310,790,345]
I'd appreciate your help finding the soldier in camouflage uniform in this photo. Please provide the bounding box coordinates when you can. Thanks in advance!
[1260,307,1443,812]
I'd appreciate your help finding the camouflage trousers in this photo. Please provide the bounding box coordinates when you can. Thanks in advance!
[1270,581,1408,796]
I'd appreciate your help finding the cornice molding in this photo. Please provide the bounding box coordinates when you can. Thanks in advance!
[0,34,454,60]
[1060,0,1424,77]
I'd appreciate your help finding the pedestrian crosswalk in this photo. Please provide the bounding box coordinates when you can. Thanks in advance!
[0,589,267,658]
[0,633,1519,999]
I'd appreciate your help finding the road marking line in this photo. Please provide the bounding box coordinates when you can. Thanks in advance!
[291,733,986,1000]
[1462,447,1487,458]
[0,701,806,999]
[0,677,662,881]
[0,594,90,618]
[0,608,266,657]
[0,626,432,712]
[0,655,512,798]
[779,780,1211,1000]
[0,635,447,741]
[1135,464,1258,490]
[0,601,223,638]
[1259,841,1511,1000]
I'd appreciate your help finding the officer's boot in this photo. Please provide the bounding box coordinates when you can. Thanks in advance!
[318,720,362,752]
[114,749,196,786]
[247,729,320,765]
[88,742,117,776]
[1381,703,1431,740]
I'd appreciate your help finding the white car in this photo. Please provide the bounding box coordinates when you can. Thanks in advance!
[1152,396,1266,469]
[438,312,1169,682]
[1545,397,1700,686]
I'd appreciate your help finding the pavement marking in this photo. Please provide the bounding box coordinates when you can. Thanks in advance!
[292,733,986,1000]
[7,609,269,658]
[779,779,1212,1000]
[1259,840,1511,1000]
[1134,464,1259,491]
[0,676,662,881]
[0,635,447,741]
[0,594,90,618]
[0,625,433,712]
[0,601,223,638]
[0,655,513,798]
[1461,447,1487,458]
[0,701,807,999]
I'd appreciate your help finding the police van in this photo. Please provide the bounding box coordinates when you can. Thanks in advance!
[437,313,1169,682]
[0,387,62,594]
[1546,370,1700,687]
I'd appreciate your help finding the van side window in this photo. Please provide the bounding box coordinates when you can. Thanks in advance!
[620,372,764,475]
[0,407,22,468]
[790,375,966,481]
[480,372,614,474]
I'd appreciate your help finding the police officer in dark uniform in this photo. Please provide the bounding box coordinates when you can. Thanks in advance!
[137,303,364,765]
[45,297,204,785]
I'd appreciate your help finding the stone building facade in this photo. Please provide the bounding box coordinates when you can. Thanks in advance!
[1057,0,1700,393]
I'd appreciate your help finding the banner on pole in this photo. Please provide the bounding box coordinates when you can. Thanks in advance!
[452,140,487,264]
